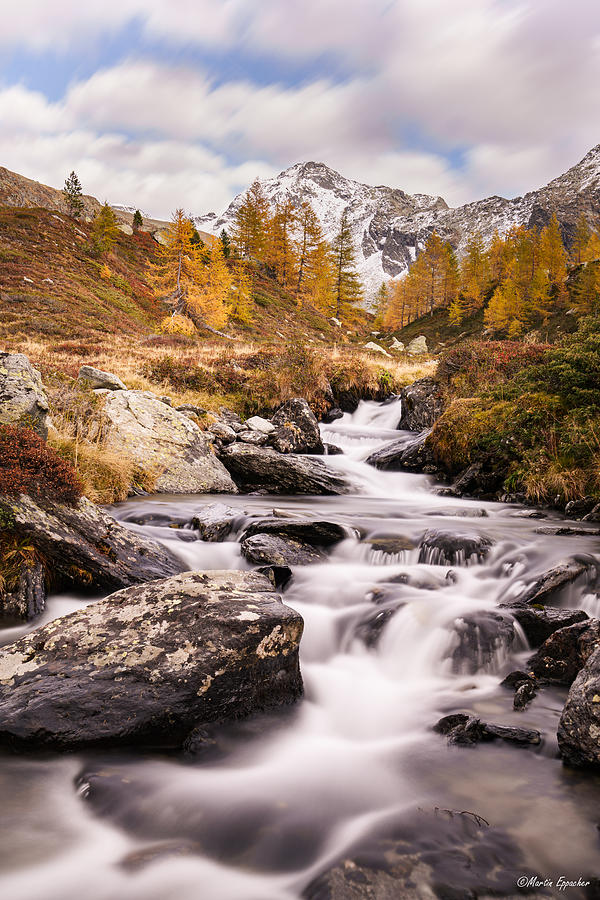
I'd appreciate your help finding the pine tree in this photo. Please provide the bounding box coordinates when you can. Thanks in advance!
[132,209,143,231]
[91,202,120,255]
[220,229,231,259]
[63,171,84,218]
[331,210,363,317]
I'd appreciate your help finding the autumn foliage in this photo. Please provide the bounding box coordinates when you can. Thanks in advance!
[0,425,83,505]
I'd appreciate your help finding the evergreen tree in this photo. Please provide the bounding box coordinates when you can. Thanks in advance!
[132,209,143,231]
[63,171,84,218]
[220,229,231,258]
[91,202,120,255]
[331,210,363,317]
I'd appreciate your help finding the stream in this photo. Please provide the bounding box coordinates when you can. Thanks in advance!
[1,398,600,898]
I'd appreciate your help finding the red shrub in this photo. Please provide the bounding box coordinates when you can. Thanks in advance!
[0,426,83,505]
[437,341,551,387]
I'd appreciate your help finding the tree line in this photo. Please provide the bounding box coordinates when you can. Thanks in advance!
[382,215,600,336]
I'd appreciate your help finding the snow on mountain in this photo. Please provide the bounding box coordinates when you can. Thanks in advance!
[197,147,600,307]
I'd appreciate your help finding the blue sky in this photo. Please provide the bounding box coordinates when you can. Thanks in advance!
[1,0,599,218]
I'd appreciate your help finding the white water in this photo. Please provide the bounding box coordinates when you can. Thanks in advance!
[1,400,600,899]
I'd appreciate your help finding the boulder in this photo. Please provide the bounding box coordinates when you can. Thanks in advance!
[245,415,275,435]
[450,611,515,674]
[407,335,428,355]
[434,713,541,746]
[268,398,324,454]
[321,407,343,424]
[0,493,182,592]
[564,497,597,519]
[241,534,325,566]
[449,460,504,497]
[78,365,126,391]
[207,421,236,444]
[191,502,241,541]
[0,560,45,623]
[241,518,350,547]
[0,571,303,750]
[397,378,444,431]
[418,528,492,566]
[511,606,588,646]
[558,646,600,768]
[529,619,600,685]
[218,443,350,495]
[500,671,538,709]
[239,430,269,446]
[363,341,391,357]
[390,338,405,351]
[0,352,49,438]
[517,560,592,606]
[102,390,237,494]
[366,430,435,472]
[324,442,343,455]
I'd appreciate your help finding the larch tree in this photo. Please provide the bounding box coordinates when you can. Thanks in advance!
[228,262,254,324]
[295,202,325,302]
[572,214,591,265]
[188,241,231,329]
[460,230,490,316]
[147,208,197,307]
[268,198,298,289]
[91,202,120,255]
[63,171,84,218]
[231,179,270,261]
[372,282,390,327]
[331,210,363,318]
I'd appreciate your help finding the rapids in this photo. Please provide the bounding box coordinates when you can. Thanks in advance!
[1,398,599,899]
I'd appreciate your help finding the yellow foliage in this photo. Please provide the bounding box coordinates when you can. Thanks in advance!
[159,314,197,336]
[100,263,112,280]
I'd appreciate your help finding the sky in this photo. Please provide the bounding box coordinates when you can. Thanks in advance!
[1,0,599,219]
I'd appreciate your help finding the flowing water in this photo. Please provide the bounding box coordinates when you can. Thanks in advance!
[1,399,600,898]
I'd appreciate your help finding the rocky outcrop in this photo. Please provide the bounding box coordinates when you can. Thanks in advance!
[397,378,444,431]
[418,529,492,566]
[0,352,49,438]
[102,390,237,494]
[268,398,324,454]
[558,646,600,768]
[241,534,326,566]
[529,618,600,685]
[0,494,182,592]
[218,443,350,495]
[78,365,126,391]
[0,570,303,750]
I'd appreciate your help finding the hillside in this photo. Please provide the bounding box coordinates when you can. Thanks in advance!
[198,145,600,303]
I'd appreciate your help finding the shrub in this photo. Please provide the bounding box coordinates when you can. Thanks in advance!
[142,355,218,392]
[159,314,197,337]
[0,425,83,505]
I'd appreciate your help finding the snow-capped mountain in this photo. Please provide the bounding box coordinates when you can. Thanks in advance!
[196,146,600,305]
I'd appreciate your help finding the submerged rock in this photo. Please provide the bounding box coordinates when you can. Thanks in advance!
[321,407,343,424]
[0,351,49,438]
[0,570,303,750]
[268,398,324,454]
[241,534,326,566]
[529,618,600,685]
[218,443,350,495]
[558,646,600,768]
[78,365,126,391]
[102,390,237,494]
[0,494,182,592]
[397,377,444,431]
[418,528,492,566]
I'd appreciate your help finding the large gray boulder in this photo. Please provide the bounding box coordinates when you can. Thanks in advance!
[558,646,600,768]
[102,390,237,494]
[218,443,350,494]
[0,493,182,593]
[0,570,303,750]
[0,351,49,438]
[268,398,324,454]
[78,365,126,391]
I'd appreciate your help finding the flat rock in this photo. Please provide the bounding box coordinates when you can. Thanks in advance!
[102,390,237,494]
[529,618,600,685]
[218,443,350,495]
[558,646,600,768]
[0,571,303,750]
[245,415,275,434]
[0,352,49,438]
[78,365,126,391]
[268,398,324,454]
[241,534,325,566]
[0,494,182,592]
[434,713,541,746]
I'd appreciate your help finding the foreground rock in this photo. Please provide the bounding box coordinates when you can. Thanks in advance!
[218,443,350,494]
[0,571,303,750]
[418,528,492,566]
[529,618,600,685]
[0,352,49,438]
[102,390,237,494]
[558,646,600,768]
[78,365,126,391]
[241,534,326,566]
[397,377,445,431]
[0,494,182,591]
[268,398,324,454]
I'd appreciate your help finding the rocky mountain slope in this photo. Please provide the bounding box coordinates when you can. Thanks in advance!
[198,146,600,304]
